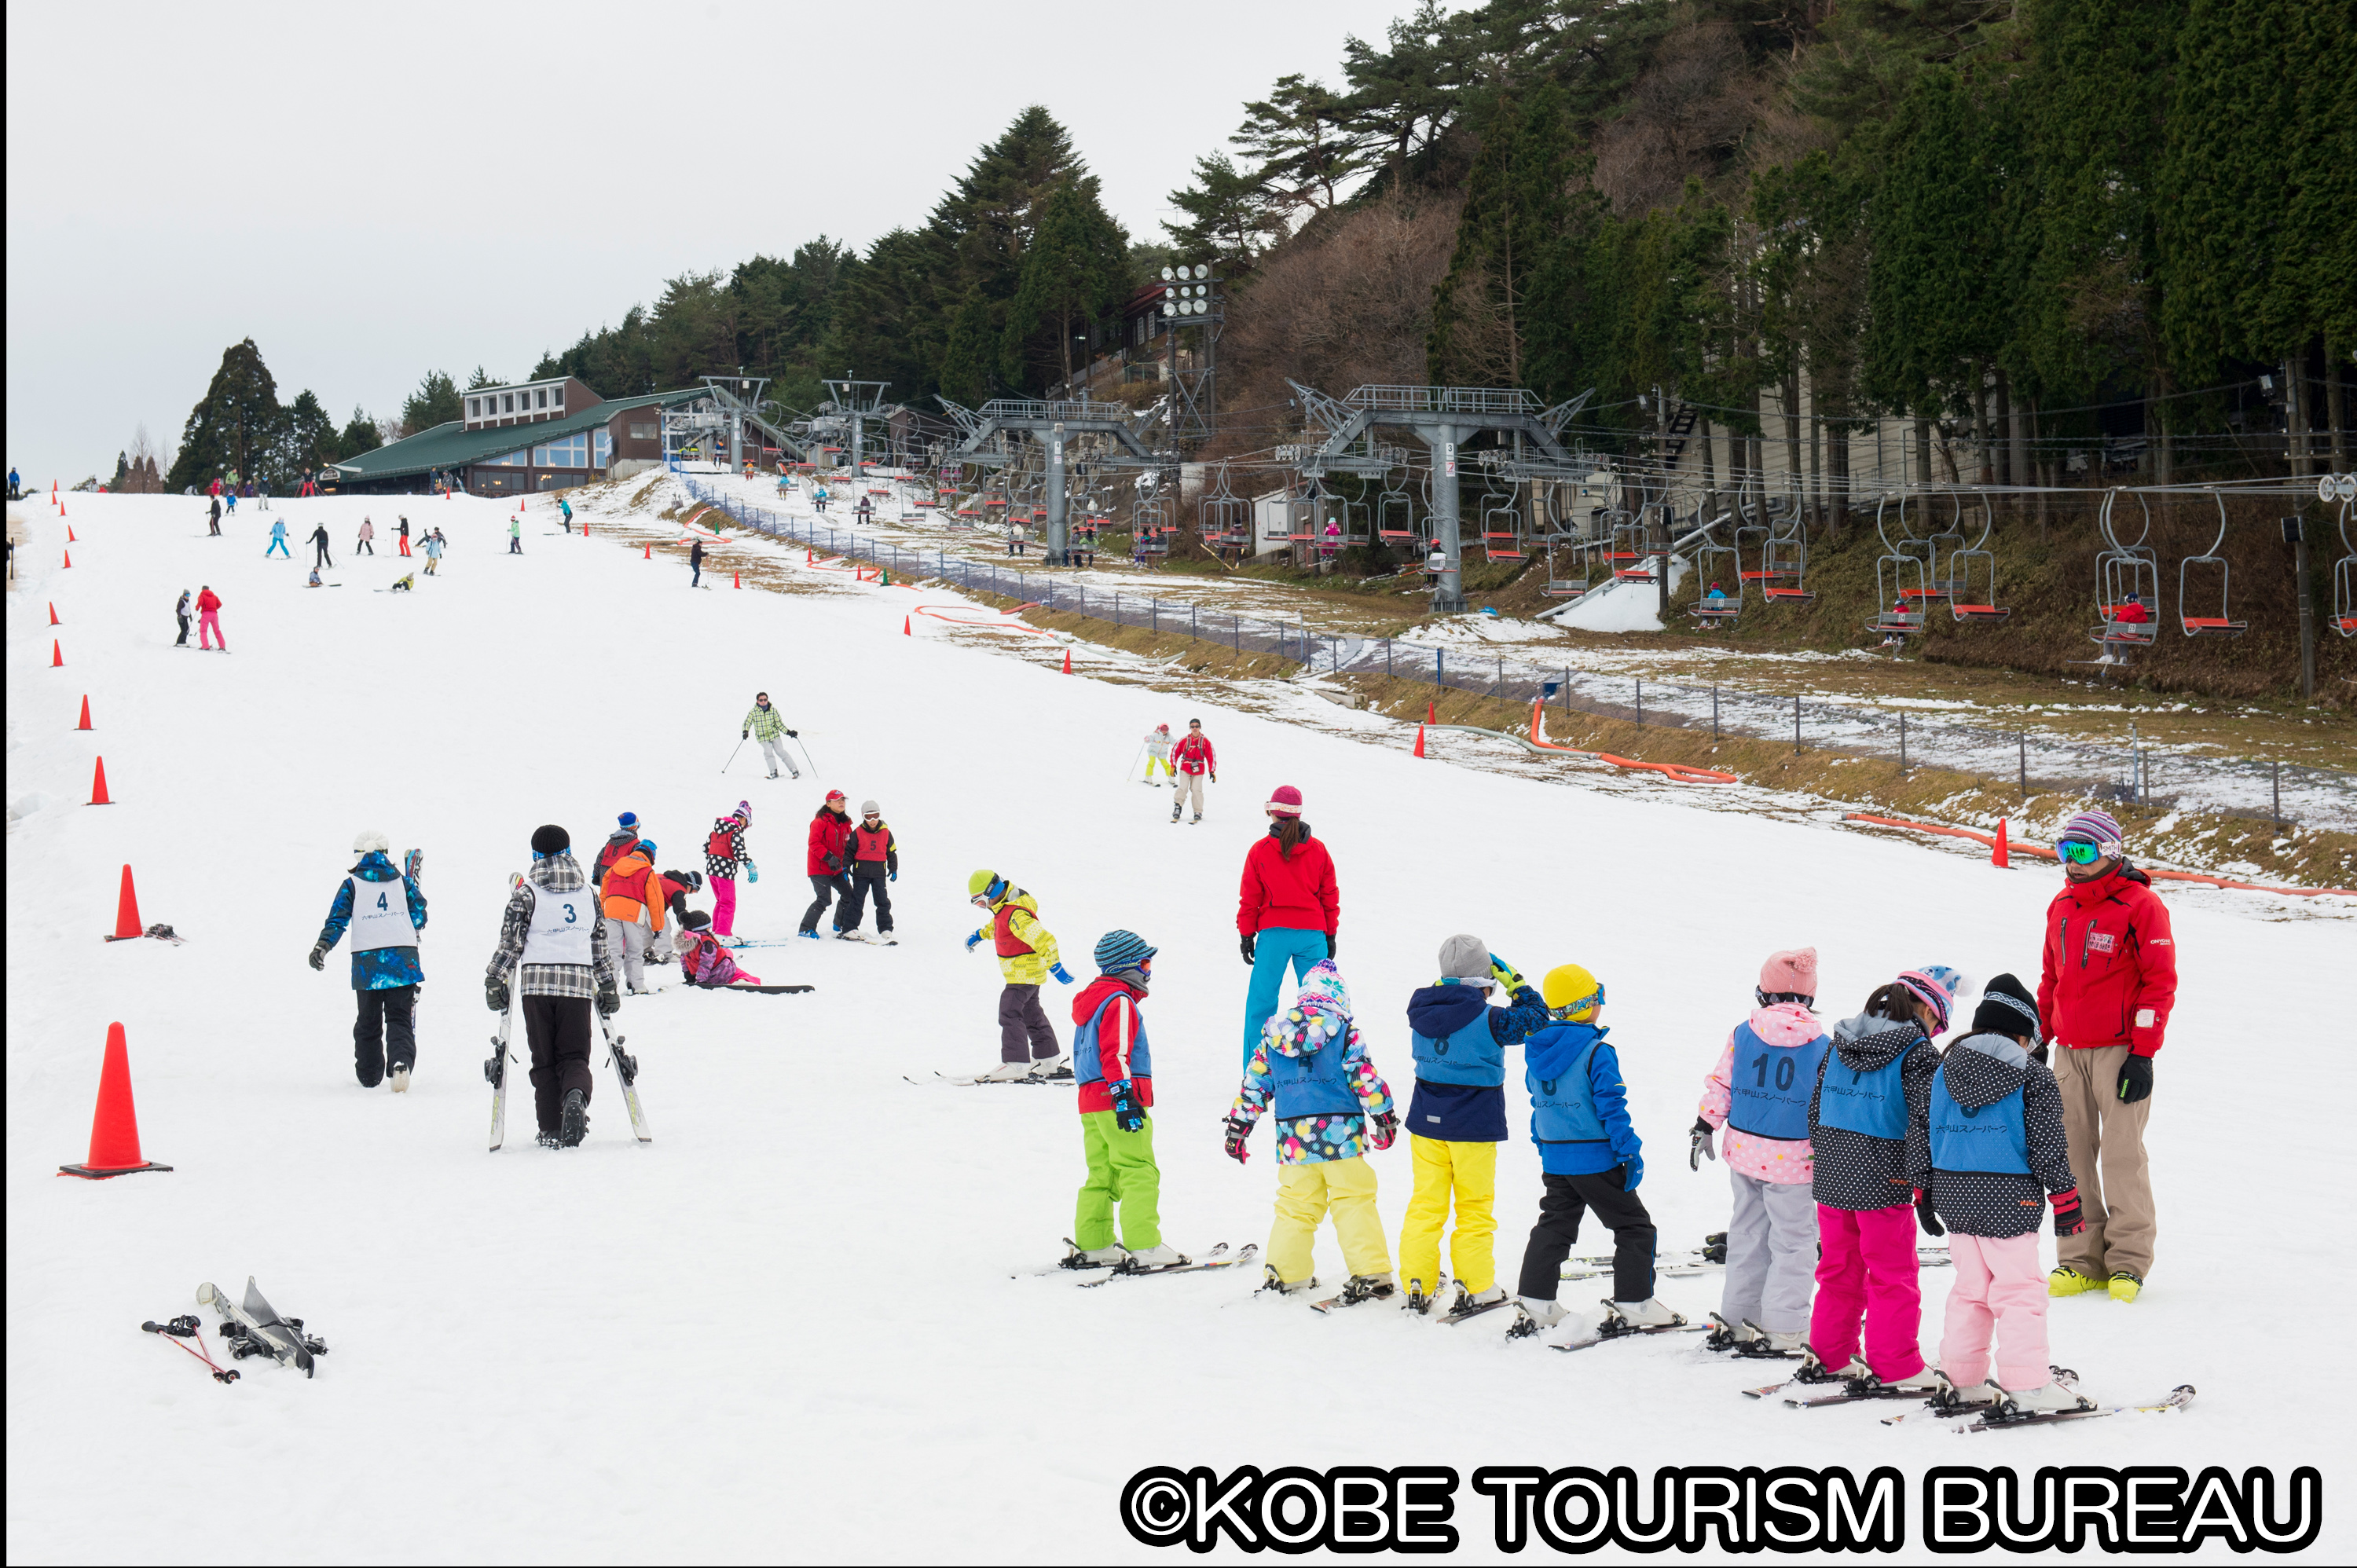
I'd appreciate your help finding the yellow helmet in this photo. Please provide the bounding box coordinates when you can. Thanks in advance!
[1541,963,1604,1020]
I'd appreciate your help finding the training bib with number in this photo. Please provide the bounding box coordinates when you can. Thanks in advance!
[343,874,415,953]
[519,881,593,966]
[1726,1022,1830,1141]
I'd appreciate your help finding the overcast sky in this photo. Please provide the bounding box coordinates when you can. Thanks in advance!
[5,0,1439,485]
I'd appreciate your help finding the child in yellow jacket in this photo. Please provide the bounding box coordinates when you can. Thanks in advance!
[966,870,1073,1082]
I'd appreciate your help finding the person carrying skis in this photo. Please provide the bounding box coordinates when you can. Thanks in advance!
[357,517,375,555]
[1398,934,1551,1318]
[196,585,225,650]
[2036,810,2175,1304]
[835,800,898,939]
[309,522,332,568]
[799,790,854,937]
[508,515,522,554]
[174,589,192,647]
[1912,972,2090,1416]
[485,825,619,1149]
[593,811,643,889]
[1236,786,1337,1066]
[266,517,288,557]
[599,837,669,995]
[706,801,753,940]
[742,693,800,780]
[1170,717,1215,823]
[1799,964,1951,1392]
[1064,930,1185,1268]
[1140,723,1174,786]
[964,870,1073,1080]
[1224,959,1398,1300]
[1510,963,1677,1339]
[309,830,427,1090]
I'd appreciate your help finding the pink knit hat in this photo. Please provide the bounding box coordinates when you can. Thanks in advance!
[1758,947,1818,996]
[1266,785,1303,818]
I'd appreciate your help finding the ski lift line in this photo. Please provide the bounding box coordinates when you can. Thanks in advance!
[1844,815,2354,899]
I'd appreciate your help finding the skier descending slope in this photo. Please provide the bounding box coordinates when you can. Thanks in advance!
[1065,931,1185,1269]
[964,870,1073,1081]
[742,693,801,779]
[485,826,620,1149]
[310,830,427,1090]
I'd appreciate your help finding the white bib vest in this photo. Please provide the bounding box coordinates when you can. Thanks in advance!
[519,879,594,965]
[344,874,415,953]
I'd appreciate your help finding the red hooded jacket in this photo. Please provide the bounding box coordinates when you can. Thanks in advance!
[1237,826,1339,936]
[1071,975,1153,1116]
[2036,864,2177,1056]
[805,808,852,875]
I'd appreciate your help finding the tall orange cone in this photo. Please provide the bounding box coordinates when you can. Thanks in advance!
[1992,818,2011,869]
[49,602,60,625]
[113,865,143,938]
[1061,648,1072,674]
[52,639,64,667]
[1414,724,1427,758]
[63,549,71,567]
[68,525,78,542]
[903,615,912,636]
[78,694,93,730]
[1426,699,1436,725]
[733,572,741,589]
[90,757,112,805]
[58,1024,171,1178]
[643,543,652,559]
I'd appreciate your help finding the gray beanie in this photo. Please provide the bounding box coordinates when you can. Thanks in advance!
[860,800,880,815]
[1437,932,1494,987]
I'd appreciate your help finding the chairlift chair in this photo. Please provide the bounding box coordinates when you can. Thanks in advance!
[1947,491,2011,623]
[2089,488,2160,653]
[1761,516,1815,604]
[2334,494,2356,637]
[1480,480,1527,562]
[1376,464,1416,542]
[1925,493,1970,599]
[1734,492,1775,592]
[2177,491,2247,637]
[1867,496,1928,636]
[1607,508,1657,583]
[1689,514,1741,617]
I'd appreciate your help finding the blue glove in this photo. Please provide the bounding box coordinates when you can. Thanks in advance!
[964,932,982,952]
[1618,1152,1644,1191]
[888,871,896,882]
[1108,1079,1146,1133]
[1050,963,1075,984]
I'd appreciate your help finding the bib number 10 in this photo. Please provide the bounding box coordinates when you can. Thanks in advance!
[1750,1053,1796,1092]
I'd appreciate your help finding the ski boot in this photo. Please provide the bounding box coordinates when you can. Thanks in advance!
[1029,1055,1075,1082]
[1190,815,1202,824]
[1507,1297,1567,1340]
[1061,1241,1123,1271]
[1739,1320,1806,1358]
[1702,1231,1728,1264]
[1703,1311,1752,1354]
[1400,1278,1443,1316]
[558,1089,589,1148]
[1442,1284,1510,1324]
[1866,1364,1947,1398]
[536,1130,562,1150]
[1336,1273,1397,1308]
[1791,1346,1868,1385]
[389,1062,412,1094]
[1169,806,1182,824]
[1928,1369,2003,1413]
[2047,1264,2105,1297]
[2107,1270,2143,1303]
[1597,1298,1686,1339]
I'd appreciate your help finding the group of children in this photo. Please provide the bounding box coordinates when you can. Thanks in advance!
[1053,929,2095,1420]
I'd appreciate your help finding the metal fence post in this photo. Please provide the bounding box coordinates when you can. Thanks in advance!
[1636,679,1644,727]
[1712,685,1720,741]
[1437,648,1445,687]
[1794,695,1801,753]
[1386,639,1393,680]
[1899,711,1908,775]
[2272,761,2282,828]
[2018,734,2027,799]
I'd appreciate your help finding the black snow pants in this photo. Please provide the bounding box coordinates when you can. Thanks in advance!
[353,985,418,1086]
[799,872,849,935]
[175,614,191,646]
[997,984,1059,1064]
[522,995,595,1134]
[837,869,893,933]
[1517,1167,1657,1305]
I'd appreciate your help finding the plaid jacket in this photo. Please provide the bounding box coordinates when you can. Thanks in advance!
[486,856,615,999]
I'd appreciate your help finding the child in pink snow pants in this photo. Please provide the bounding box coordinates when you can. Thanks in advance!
[1805,968,1957,1386]
[1915,973,2087,1411]
[705,803,750,939]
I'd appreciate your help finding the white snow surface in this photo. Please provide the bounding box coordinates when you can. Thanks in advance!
[8,491,2351,1561]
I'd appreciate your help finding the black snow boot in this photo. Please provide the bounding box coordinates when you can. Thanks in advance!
[558,1089,589,1148]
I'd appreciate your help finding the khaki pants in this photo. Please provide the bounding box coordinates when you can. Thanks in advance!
[1172,771,1204,818]
[2055,1044,2155,1280]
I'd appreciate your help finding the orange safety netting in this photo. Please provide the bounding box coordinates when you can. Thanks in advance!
[1842,813,2352,898]
[1526,700,1738,785]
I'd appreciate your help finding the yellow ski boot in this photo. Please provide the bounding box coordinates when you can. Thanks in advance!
[2047,1265,2105,1297]
[2108,1271,2143,1302]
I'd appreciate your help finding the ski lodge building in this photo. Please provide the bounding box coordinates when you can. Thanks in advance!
[331,378,702,496]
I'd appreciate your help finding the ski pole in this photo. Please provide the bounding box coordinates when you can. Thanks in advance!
[723,737,746,775]
[1124,742,1143,781]
[796,735,819,772]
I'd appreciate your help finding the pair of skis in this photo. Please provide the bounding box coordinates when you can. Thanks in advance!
[195,1277,325,1377]
[486,1003,651,1150]
[1072,1242,1258,1287]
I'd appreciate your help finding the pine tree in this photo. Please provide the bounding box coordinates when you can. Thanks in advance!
[165,339,281,491]
[1001,176,1130,390]
[1231,74,1368,222]
[1163,154,1283,272]
[1429,83,1578,387]
[400,370,462,433]
[280,390,337,470]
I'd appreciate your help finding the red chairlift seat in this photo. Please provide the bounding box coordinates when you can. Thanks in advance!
[1762,586,1816,604]
[1951,603,2013,623]
[2179,615,2246,636]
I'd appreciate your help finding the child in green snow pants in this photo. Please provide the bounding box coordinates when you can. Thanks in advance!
[1076,1112,1162,1251]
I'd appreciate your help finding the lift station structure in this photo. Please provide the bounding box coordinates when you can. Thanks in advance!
[664,375,814,470]
[937,395,1164,565]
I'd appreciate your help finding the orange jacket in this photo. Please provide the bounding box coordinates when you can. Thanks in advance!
[601,851,666,931]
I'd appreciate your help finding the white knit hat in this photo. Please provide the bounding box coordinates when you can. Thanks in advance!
[353,829,390,855]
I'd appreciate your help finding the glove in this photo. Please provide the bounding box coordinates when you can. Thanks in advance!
[1325,930,1337,958]
[741,729,749,740]
[824,855,842,872]
[1222,1118,1252,1164]
[1489,954,1523,990]
[786,728,798,738]
[1050,963,1075,985]
[965,932,982,952]
[1617,1152,1644,1190]
[1915,1188,1945,1237]
[1688,1116,1716,1171]
[2116,1054,2153,1104]
[485,976,509,1013]
[596,980,620,1017]
[2051,1187,2085,1236]
[888,871,897,882]
[308,940,328,972]
[1370,1108,1399,1150]
[1108,1079,1146,1133]
[1241,932,1255,965]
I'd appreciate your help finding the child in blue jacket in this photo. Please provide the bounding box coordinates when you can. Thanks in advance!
[1509,964,1680,1339]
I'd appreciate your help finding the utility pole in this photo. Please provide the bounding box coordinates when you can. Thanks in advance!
[2289,513,2316,700]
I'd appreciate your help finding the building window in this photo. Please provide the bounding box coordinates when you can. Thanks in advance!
[482,449,529,467]
[467,397,480,418]
[629,422,657,440]
[594,430,610,468]
[535,389,548,408]
[533,434,588,467]
[553,387,565,408]
[502,394,515,413]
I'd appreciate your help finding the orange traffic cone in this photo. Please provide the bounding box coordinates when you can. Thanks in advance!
[1426,699,1436,725]
[52,639,64,667]
[643,543,652,560]
[1061,648,1074,674]
[1414,724,1427,757]
[63,549,71,567]
[90,757,112,805]
[58,1024,171,1178]
[78,695,93,730]
[68,525,77,542]
[903,615,911,636]
[49,603,60,625]
[1992,818,2011,869]
[113,865,143,939]
[733,572,742,589]
[521,496,527,510]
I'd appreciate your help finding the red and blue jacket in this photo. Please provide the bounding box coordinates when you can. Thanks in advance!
[1071,975,1151,1116]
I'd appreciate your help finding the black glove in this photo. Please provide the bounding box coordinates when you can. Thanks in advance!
[1222,1118,1252,1163]
[1688,1116,1717,1171]
[1109,1078,1146,1134]
[2051,1186,2085,1236]
[786,728,798,738]
[486,976,509,1013]
[2116,1054,2153,1104]
[1240,932,1255,965]
[741,729,749,740]
[1325,930,1337,959]
[825,855,843,872]
[596,980,620,1017]
[1915,1188,1945,1237]
[308,940,328,972]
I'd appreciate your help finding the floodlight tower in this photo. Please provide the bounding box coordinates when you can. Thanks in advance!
[1158,265,1222,447]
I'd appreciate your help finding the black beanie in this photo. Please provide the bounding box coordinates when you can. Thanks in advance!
[530,824,570,856]
[681,908,710,929]
[1972,973,2041,1042]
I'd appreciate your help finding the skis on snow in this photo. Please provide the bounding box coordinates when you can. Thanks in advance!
[1550,1321,1707,1354]
[1956,1386,2195,1432]
[1076,1244,1256,1287]
[486,1002,517,1152]
[598,1012,652,1142]
[196,1277,326,1377]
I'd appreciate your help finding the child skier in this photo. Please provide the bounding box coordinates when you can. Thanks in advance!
[836,800,897,940]
[309,830,427,1090]
[706,801,753,940]
[1065,931,1185,1269]
[964,870,1073,1080]
[1913,973,2090,1415]
[675,910,763,987]
[1141,724,1174,786]
[1801,969,1953,1390]
[1509,965,1678,1338]
[484,826,619,1149]
[1399,933,1551,1318]
[1223,959,1398,1301]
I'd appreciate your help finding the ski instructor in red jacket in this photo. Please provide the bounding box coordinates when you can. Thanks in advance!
[1237,784,1339,1068]
[2036,809,2176,1303]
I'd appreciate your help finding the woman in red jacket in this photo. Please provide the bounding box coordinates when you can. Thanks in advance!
[799,789,855,939]
[196,585,225,650]
[1236,784,1339,1068]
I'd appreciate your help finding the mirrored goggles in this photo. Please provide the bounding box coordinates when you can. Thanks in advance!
[2058,839,2108,865]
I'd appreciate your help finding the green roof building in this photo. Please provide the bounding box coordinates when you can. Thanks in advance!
[331,381,704,496]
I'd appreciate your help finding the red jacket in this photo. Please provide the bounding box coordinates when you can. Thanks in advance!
[2037,864,2177,1057]
[1237,826,1339,936]
[805,809,852,875]
[196,590,222,614]
[1071,976,1152,1115]
[1172,733,1216,775]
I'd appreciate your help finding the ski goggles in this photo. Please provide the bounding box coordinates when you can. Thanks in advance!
[1549,982,1605,1020]
[2057,838,2110,865]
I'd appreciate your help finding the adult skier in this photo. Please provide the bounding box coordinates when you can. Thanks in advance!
[964,870,1073,1080]
[1236,785,1338,1066]
[310,830,427,1090]
[1170,717,1216,822]
[742,694,800,780]
[210,495,223,535]
[357,518,375,555]
[423,531,444,574]
[484,825,619,1149]
[835,800,898,940]
[592,811,643,888]
[309,522,332,569]
[690,536,706,588]
[195,585,226,650]
[2036,811,2176,1303]
[559,496,574,530]
[398,516,411,556]
[705,801,753,940]
[799,790,854,938]
[265,517,288,556]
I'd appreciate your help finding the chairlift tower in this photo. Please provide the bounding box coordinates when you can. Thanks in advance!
[680,374,815,469]
[819,376,894,474]
[1280,382,1596,614]
[937,394,1166,565]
